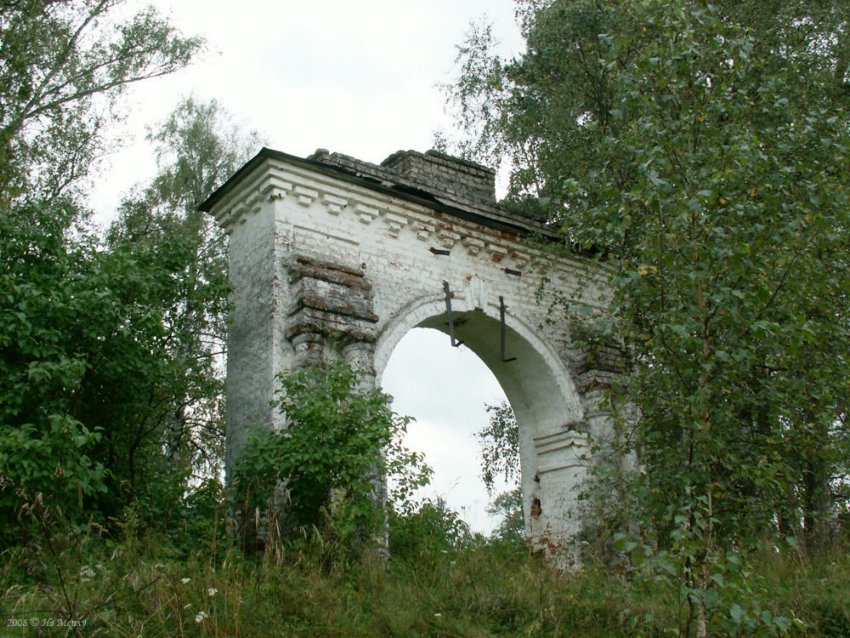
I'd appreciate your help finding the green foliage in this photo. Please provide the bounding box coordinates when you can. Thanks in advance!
[475,403,524,545]
[108,98,260,487]
[0,416,104,539]
[133,477,228,560]
[0,204,102,533]
[620,504,801,636]
[5,521,848,637]
[0,4,238,550]
[486,487,525,546]
[0,195,220,538]
[448,0,850,631]
[389,497,474,566]
[578,0,850,552]
[476,401,519,495]
[0,0,201,201]
[145,96,263,211]
[234,362,431,552]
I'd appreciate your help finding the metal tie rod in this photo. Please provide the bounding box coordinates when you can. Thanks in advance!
[499,295,517,363]
[442,281,463,348]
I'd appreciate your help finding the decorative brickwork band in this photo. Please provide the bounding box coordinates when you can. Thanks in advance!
[286,256,378,345]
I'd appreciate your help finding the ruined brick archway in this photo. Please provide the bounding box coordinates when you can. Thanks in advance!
[201,147,620,563]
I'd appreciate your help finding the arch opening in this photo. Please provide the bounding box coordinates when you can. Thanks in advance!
[376,295,586,543]
[382,327,511,534]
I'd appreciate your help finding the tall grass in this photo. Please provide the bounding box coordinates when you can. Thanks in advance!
[1,513,848,637]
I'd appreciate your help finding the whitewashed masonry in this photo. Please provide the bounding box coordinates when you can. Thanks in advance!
[200,147,624,564]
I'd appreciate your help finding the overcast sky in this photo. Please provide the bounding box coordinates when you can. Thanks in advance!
[89,0,525,533]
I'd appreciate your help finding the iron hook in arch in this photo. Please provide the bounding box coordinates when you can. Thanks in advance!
[442,281,463,348]
[499,295,517,363]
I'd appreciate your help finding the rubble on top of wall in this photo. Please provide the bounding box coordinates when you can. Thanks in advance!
[307,148,557,237]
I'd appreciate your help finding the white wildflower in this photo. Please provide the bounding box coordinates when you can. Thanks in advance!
[207,587,218,597]
[181,577,191,584]
[195,611,207,623]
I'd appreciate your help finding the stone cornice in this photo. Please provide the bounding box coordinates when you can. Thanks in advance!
[203,151,611,291]
[533,429,590,475]
[201,147,560,239]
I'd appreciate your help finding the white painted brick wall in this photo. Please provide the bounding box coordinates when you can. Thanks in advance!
[206,150,619,565]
